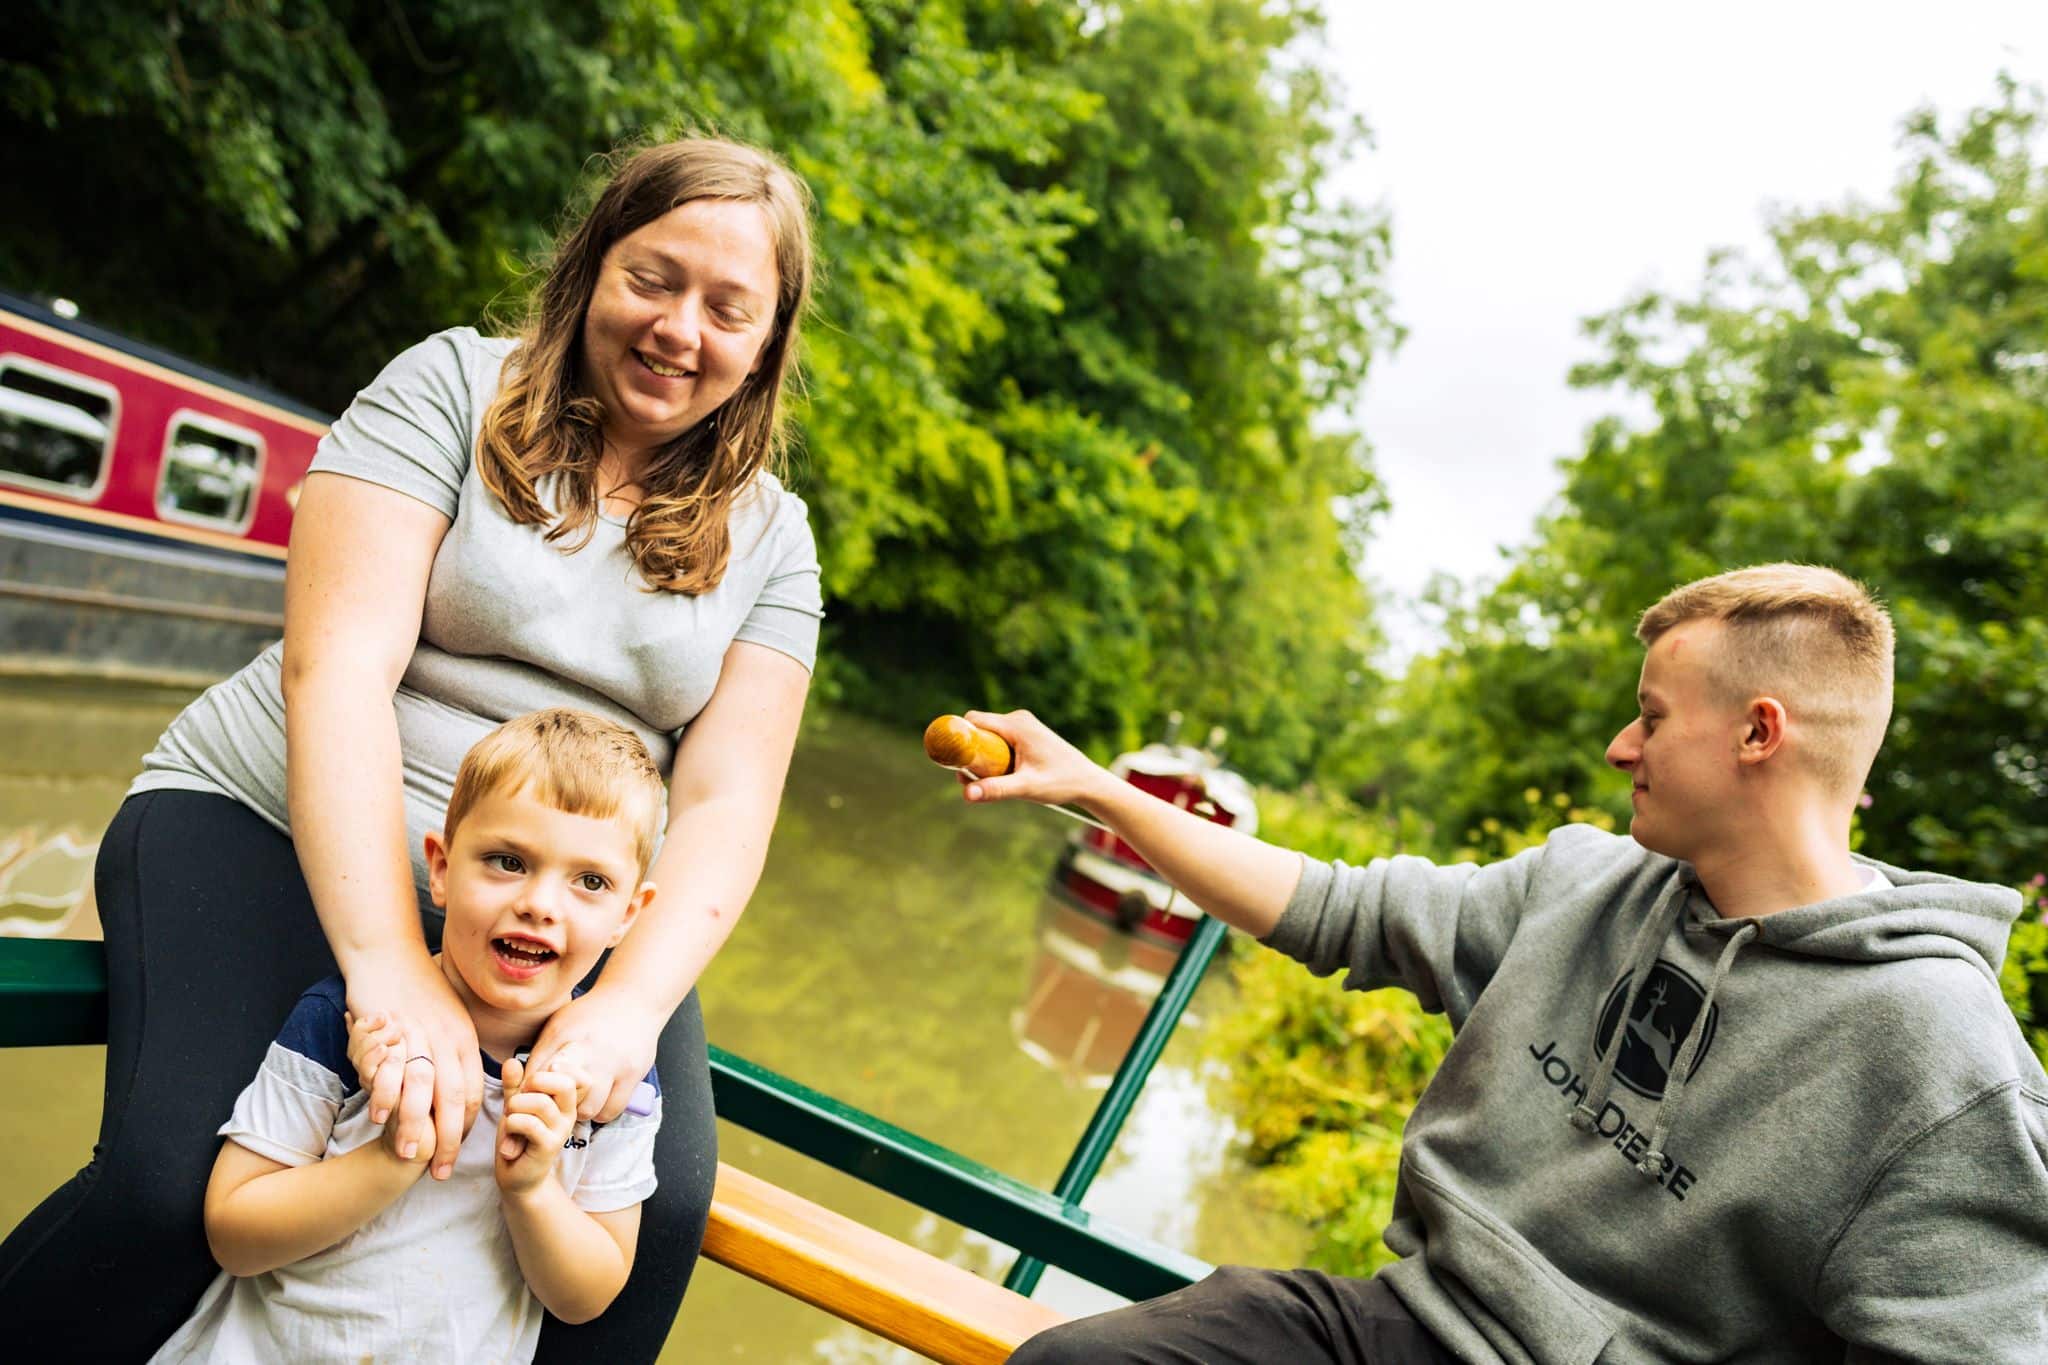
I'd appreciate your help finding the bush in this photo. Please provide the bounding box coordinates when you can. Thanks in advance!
[2002,877,2048,1070]
[1204,944,1446,1275]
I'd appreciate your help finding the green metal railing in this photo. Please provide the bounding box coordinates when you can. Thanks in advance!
[0,901,1224,1303]
[1003,911,1228,1295]
[0,937,103,1047]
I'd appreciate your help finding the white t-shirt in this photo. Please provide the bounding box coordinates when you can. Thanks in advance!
[150,977,659,1364]
[129,327,824,916]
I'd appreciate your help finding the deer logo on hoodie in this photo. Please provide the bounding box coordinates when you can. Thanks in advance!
[1594,963,1719,1099]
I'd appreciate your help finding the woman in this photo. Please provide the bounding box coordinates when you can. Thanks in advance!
[0,136,820,1359]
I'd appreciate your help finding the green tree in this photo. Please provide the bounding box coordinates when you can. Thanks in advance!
[1361,80,2048,891]
[2,0,691,404]
[1,0,1395,782]
[831,0,1398,781]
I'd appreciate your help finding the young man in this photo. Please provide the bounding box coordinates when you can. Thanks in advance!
[974,564,2048,1363]
[153,708,667,1363]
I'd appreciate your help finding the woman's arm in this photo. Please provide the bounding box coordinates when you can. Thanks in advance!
[526,640,811,1119]
[203,1138,429,1278]
[282,470,480,1179]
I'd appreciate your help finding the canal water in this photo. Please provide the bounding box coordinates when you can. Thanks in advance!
[0,675,1307,1360]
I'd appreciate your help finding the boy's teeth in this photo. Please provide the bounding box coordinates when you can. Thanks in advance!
[495,938,556,963]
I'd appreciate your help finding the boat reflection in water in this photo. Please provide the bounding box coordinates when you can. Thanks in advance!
[1014,721,1256,1085]
[0,825,98,939]
[1012,893,1199,1089]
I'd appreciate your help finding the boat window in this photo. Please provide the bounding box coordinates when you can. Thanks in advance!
[0,356,117,499]
[158,411,263,532]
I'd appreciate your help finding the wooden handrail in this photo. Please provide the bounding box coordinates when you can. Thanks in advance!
[704,1161,1063,1363]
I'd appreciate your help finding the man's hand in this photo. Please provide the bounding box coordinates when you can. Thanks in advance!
[956,707,1303,940]
[957,708,1118,811]
[524,988,661,1127]
[495,1058,580,1197]
[344,952,482,1180]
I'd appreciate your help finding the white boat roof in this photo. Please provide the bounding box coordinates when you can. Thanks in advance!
[1108,742,1259,830]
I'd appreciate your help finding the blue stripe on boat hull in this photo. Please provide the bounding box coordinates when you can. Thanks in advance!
[0,498,286,574]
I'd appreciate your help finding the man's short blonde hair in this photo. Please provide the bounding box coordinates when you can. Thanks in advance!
[444,709,666,873]
[1637,564,1895,797]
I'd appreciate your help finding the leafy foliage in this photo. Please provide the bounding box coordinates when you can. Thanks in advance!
[0,0,1394,784]
[2002,879,2048,1069]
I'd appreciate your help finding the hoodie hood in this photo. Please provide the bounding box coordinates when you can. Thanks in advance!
[1729,854,2021,981]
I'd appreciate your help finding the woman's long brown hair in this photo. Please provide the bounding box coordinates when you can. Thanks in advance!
[475,137,815,594]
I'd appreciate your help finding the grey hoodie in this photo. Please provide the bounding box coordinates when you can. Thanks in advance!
[1264,824,2048,1363]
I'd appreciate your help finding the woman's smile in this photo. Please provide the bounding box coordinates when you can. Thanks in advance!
[632,350,694,381]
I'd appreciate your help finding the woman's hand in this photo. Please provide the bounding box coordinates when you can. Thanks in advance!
[344,1010,434,1164]
[957,709,1117,811]
[524,988,660,1128]
[344,953,483,1181]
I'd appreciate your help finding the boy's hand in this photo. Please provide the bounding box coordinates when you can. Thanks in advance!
[347,1010,435,1167]
[494,1048,600,1163]
[495,1058,581,1197]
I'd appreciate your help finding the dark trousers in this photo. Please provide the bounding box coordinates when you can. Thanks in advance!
[0,791,717,1362]
[1010,1265,1460,1365]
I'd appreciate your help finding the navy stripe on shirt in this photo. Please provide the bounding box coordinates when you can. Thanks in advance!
[274,975,358,1095]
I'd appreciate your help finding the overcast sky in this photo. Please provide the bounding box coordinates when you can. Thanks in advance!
[1322,1,2048,659]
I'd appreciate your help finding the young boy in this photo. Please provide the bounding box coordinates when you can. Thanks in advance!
[974,564,2048,1363]
[152,708,667,1363]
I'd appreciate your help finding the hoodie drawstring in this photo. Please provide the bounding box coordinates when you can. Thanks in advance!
[1636,921,1756,1177]
[1569,881,1688,1135]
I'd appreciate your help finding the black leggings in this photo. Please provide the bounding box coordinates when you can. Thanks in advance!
[0,790,716,1362]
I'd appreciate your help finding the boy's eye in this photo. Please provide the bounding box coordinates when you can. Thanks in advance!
[578,873,610,893]
[485,853,525,874]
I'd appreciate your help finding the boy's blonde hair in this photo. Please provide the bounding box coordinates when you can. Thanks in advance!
[1637,563,1895,798]
[444,709,666,873]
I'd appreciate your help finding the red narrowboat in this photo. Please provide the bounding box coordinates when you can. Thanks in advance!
[1049,720,1258,947]
[0,290,329,680]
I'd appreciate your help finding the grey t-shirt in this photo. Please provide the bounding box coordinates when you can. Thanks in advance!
[131,328,823,914]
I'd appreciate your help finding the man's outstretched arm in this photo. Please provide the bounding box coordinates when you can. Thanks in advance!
[958,708,1550,1016]
[958,709,1304,938]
